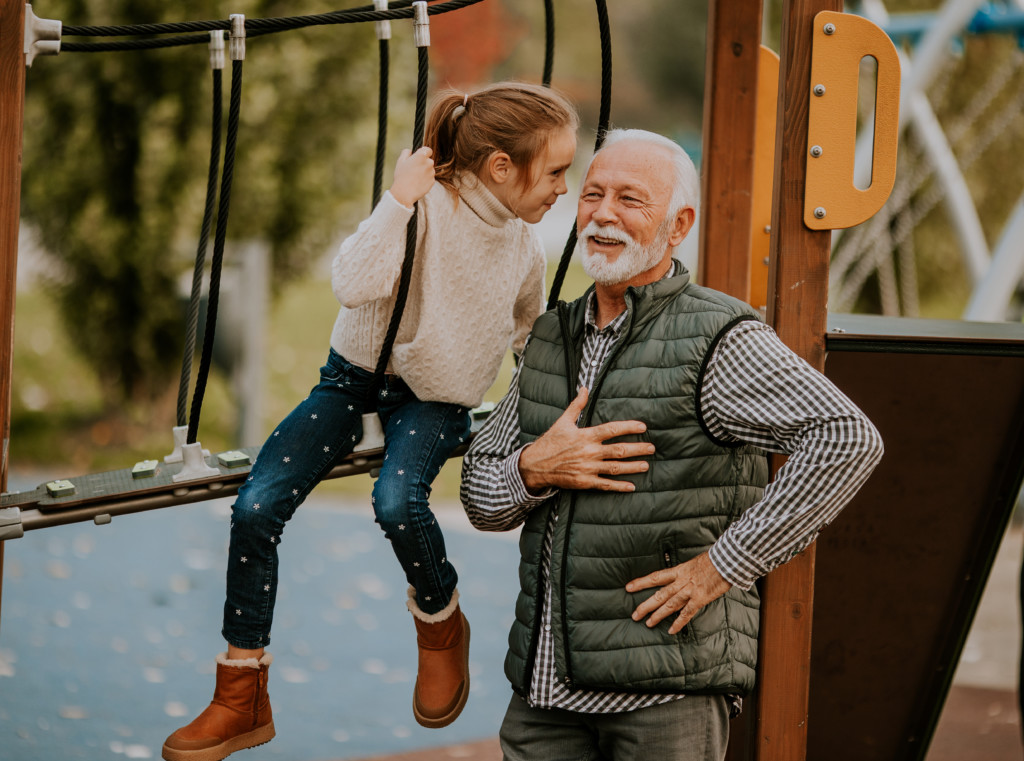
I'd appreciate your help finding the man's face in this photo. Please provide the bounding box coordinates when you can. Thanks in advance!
[575,141,678,285]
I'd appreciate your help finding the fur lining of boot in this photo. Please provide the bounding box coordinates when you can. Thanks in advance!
[215,652,274,670]
[406,586,460,624]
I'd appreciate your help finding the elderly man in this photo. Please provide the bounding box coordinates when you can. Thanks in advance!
[460,129,884,761]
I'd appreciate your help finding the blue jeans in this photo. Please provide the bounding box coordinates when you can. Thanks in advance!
[222,348,471,649]
[499,693,729,761]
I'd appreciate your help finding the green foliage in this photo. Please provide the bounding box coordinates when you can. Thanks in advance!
[20,0,390,403]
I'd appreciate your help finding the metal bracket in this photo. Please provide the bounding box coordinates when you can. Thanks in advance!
[172,441,221,483]
[209,30,226,70]
[0,507,24,541]
[374,0,391,41]
[353,412,385,453]
[413,1,429,48]
[165,425,209,463]
[229,14,246,61]
[24,3,61,67]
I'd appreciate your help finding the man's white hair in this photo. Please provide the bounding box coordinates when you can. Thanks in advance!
[589,128,700,215]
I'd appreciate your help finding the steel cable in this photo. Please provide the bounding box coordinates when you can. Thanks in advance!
[546,0,611,310]
[187,56,243,444]
[61,0,482,50]
[176,63,223,428]
[370,44,428,392]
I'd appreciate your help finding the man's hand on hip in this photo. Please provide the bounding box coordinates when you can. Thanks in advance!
[626,552,732,635]
[518,386,655,494]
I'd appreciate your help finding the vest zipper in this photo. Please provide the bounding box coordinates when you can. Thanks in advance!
[556,296,637,690]
[523,302,580,693]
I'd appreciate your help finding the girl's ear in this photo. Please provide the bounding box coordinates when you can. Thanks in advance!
[485,150,514,185]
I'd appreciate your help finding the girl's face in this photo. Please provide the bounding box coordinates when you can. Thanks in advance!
[505,126,577,223]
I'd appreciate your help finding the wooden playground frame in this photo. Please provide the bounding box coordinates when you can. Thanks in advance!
[0,0,889,758]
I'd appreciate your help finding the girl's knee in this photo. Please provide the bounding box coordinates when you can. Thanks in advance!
[371,487,413,529]
[232,486,290,532]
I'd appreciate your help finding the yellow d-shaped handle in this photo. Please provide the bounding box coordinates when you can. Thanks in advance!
[804,11,901,230]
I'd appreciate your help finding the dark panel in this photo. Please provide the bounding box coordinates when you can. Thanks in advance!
[810,337,1024,761]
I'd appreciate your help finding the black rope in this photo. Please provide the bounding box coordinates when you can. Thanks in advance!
[176,62,223,428]
[372,34,390,210]
[61,0,483,46]
[542,0,554,88]
[369,44,428,394]
[187,55,243,445]
[546,0,612,310]
[63,35,209,52]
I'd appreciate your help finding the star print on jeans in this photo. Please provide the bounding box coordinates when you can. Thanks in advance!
[240,557,248,563]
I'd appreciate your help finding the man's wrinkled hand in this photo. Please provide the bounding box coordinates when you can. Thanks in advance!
[518,387,655,494]
[626,552,732,635]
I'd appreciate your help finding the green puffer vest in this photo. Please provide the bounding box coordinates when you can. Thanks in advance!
[507,265,769,697]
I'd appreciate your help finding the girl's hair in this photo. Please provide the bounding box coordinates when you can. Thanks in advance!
[425,81,579,194]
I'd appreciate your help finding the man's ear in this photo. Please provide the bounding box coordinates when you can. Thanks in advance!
[485,150,514,185]
[669,207,696,247]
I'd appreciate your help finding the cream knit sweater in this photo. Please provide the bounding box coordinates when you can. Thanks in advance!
[330,173,547,408]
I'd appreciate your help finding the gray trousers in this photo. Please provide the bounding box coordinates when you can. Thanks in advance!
[499,692,729,761]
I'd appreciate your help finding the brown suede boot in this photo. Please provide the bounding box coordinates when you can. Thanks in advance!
[162,653,275,761]
[408,588,471,729]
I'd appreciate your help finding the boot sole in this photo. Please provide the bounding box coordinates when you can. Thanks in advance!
[413,620,471,729]
[161,721,276,761]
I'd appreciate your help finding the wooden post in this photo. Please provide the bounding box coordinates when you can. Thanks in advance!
[697,0,763,295]
[0,0,27,634]
[755,0,840,757]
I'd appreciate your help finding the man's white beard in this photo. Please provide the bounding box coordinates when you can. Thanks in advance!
[577,220,672,286]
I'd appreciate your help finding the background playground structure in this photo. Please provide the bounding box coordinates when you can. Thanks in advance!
[1,1,1024,761]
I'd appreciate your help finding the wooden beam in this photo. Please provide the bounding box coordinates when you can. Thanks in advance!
[755,0,841,758]
[0,0,28,634]
[697,0,763,298]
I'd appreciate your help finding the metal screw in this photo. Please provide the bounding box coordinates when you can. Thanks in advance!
[814,207,827,219]
[763,256,770,265]
[810,145,823,158]
[824,22,836,35]
[763,225,771,234]
[813,83,826,97]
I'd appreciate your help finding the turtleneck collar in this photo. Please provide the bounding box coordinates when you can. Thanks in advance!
[455,172,518,228]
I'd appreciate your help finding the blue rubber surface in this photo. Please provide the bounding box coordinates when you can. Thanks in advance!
[0,481,521,761]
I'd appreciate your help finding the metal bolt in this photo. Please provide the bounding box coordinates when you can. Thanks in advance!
[814,207,827,219]
[824,22,836,35]
[763,256,770,265]
[813,83,826,97]
[810,145,823,158]
[763,225,771,234]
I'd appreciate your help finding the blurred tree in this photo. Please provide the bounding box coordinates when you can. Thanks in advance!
[20,0,396,403]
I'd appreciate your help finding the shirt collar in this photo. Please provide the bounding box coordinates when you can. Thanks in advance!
[583,258,683,337]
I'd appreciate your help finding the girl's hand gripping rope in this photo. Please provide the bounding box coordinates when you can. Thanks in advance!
[390,146,435,208]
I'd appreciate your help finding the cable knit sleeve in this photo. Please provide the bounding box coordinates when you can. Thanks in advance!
[331,190,416,308]
[509,229,547,355]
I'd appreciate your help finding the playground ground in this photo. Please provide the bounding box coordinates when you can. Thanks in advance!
[0,471,1020,761]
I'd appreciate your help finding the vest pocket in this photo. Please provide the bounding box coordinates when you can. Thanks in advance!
[659,538,696,644]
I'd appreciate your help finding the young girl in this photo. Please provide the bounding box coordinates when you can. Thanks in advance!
[162,82,578,761]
